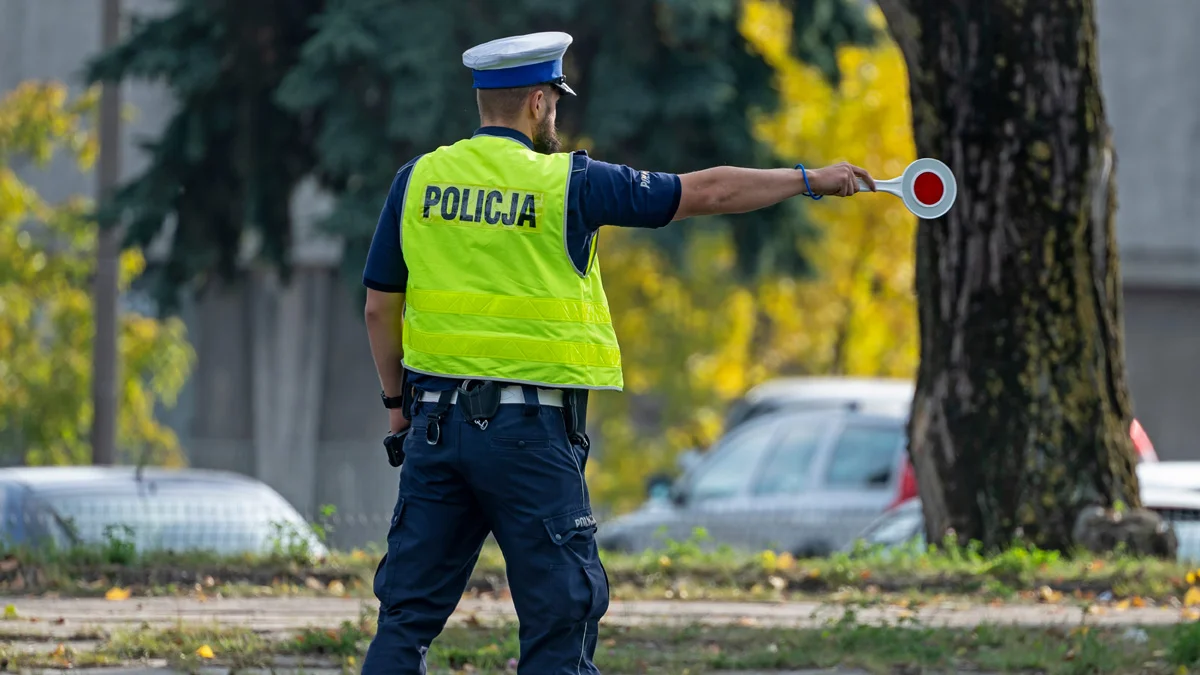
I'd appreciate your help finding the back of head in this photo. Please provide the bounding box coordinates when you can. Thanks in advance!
[476,85,550,126]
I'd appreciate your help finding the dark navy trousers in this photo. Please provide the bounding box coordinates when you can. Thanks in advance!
[361,399,609,674]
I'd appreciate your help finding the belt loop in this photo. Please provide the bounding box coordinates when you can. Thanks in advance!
[520,385,539,417]
[425,389,455,446]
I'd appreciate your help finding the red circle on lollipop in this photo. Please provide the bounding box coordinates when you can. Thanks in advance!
[913,171,945,206]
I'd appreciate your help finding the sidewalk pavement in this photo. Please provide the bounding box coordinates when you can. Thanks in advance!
[0,594,1191,636]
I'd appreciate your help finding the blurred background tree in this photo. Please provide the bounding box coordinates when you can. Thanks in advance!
[87,0,878,308]
[0,82,195,466]
[589,3,919,512]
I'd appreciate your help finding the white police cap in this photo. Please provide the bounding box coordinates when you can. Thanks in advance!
[462,32,576,96]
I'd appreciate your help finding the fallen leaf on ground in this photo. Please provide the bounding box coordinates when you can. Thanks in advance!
[2,604,16,619]
[50,644,65,658]
[1038,586,1063,604]
[104,587,131,601]
[1115,599,1131,611]
[195,644,214,659]
[1184,587,1200,608]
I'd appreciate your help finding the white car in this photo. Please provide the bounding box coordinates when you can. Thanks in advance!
[0,466,328,558]
[854,464,1200,561]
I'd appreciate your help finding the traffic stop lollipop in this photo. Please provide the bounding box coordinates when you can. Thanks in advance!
[857,158,957,220]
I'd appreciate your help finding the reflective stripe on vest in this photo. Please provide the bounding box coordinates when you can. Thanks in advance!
[399,135,624,390]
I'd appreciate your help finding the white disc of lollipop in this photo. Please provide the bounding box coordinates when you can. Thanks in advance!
[856,158,957,220]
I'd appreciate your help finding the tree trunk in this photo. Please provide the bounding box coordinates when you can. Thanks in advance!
[876,0,1145,551]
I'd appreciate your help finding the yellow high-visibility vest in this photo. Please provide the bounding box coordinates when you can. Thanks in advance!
[400,135,623,390]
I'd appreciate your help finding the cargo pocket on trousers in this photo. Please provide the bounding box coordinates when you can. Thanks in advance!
[544,507,610,623]
[375,498,407,608]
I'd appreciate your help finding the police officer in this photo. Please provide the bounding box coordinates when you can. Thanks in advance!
[360,31,874,674]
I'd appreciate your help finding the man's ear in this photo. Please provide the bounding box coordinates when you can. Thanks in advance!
[529,88,545,119]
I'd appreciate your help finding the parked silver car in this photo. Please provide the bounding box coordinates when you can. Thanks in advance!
[0,466,327,558]
[597,407,913,556]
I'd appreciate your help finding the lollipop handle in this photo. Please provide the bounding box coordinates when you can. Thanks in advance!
[857,176,903,197]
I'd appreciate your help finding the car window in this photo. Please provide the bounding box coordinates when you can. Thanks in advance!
[863,507,924,546]
[688,418,782,502]
[824,424,903,490]
[753,422,828,496]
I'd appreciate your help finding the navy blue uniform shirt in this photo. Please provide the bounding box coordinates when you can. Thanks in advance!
[363,126,682,391]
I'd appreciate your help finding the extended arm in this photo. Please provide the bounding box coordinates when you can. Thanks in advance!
[673,162,874,221]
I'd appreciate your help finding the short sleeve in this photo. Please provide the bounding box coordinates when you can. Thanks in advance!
[362,156,421,293]
[577,155,681,230]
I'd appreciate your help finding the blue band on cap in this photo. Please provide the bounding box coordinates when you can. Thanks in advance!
[473,58,563,89]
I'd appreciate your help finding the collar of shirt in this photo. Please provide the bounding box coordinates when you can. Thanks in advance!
[472,126,534,151]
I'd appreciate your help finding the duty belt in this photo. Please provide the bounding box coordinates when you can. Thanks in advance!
[419,386,563,407]
[418,380,589,450]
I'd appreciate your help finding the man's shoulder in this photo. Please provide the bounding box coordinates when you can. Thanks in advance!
[396,153,427,176]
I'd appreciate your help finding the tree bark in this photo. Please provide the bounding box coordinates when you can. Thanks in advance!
[875,0,1143,551]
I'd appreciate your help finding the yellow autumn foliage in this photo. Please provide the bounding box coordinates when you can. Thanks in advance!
[0,82,195,466]
[588,2,919,513]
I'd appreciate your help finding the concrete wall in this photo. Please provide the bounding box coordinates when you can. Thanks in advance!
[1097,0,1200,460]
[3,0,1199,547]
[1097,0,1200,288]
[1122,286,1200,461]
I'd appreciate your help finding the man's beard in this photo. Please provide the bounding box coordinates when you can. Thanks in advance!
[532,113,561,154]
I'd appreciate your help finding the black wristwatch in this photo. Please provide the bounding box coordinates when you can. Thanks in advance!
[381,390,405,409]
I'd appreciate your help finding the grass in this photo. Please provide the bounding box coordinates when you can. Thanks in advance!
[4,610,1200,673]
[2,528,1199,605]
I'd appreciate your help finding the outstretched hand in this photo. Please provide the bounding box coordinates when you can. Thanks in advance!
[807,162,875,197]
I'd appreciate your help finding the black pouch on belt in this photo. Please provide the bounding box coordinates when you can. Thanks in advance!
[563,389,590,449]
[457,380,502,423]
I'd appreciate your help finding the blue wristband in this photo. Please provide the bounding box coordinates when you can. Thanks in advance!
[795,164,822,201]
